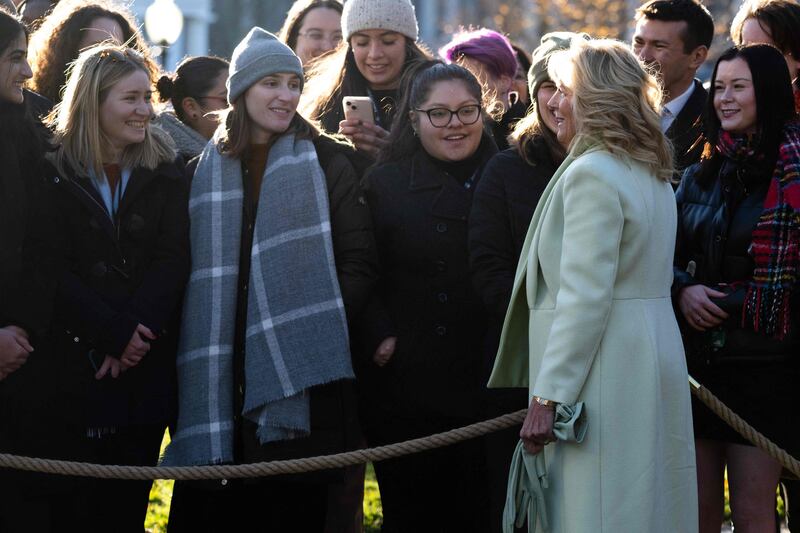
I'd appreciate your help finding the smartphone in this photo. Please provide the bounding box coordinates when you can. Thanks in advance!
[343,96,375,125]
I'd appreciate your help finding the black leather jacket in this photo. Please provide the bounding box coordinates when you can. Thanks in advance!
[673,157,800,363]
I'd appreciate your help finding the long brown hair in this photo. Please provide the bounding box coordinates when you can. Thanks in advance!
[217,98,321,160]
[508,100,566,166]
[28,0,148,104]
[300,37,432,130]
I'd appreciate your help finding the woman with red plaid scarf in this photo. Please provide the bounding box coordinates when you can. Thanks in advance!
[673,44,800,533]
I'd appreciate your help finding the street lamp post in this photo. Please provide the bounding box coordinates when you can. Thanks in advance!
[144,0,184,69]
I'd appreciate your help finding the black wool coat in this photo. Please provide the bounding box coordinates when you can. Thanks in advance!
[358,136,497,429]
[673,158,800,363]
[0,93,50,327]
[6,158,190,436]
[468,139,561,412]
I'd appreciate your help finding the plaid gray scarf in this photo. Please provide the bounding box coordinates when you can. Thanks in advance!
[163,132,353,466]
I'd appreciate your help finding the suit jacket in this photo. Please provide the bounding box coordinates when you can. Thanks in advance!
[488,149,697,532]
[666,79,707,181]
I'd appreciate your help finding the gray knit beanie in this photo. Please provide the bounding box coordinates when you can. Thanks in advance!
[227,27,304,103]
[342,0,418,41]
[528,32,590,98]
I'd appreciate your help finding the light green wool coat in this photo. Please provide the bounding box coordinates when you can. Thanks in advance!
[489,149,698,533]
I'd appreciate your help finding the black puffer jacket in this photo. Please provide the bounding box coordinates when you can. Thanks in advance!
[673,158,800,362]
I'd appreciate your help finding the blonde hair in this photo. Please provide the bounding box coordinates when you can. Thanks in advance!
[549,39,674,182]
[47,44,174,179]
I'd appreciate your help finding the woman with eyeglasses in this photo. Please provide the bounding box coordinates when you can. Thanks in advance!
[154,56,230,162]
[358,60,496,532]
[278,0,343,68]
[13,43,189,531]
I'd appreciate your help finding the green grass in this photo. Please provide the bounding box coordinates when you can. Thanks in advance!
[145,433,383,532]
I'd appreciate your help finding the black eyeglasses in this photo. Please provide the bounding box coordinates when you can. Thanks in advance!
[415,104,482,128]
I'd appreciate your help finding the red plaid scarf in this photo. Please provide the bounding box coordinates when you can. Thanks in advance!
[718,122,800,338]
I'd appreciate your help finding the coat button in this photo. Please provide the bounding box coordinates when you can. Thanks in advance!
[436,222,448,233]
[715,235,722,243]
[53,177,60,184]
[128,214,145,232]
[91,261,108,277]
[723,186,730,193]
[242,283,248,292]
[89,218,101,230]
[434,260,447,273]
[73,336,80,343]
[435,325,447,336]
[221,479,228,486]
[437,292,448,303]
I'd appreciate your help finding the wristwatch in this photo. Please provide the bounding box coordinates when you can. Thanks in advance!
[533,396,557,408]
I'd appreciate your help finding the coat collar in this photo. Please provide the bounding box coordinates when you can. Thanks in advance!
[407,133,497,221]
[54,159,180,239]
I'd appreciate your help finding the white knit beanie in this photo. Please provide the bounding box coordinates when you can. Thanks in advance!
[342,0,419,41]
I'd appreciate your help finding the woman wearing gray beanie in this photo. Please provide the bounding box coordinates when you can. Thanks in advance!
[165,27,378,531]
[300,0,431,173]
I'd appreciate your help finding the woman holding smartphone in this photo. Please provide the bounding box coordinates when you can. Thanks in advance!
[301,0,431,171]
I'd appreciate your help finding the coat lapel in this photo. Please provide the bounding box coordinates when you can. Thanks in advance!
[666,80,706,160]
[408,136,496,222]
[408,150,473,222]
[59,171,116,239]
[118,162,179,219]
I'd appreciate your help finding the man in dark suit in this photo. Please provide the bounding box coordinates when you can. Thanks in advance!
[633,0,714,180]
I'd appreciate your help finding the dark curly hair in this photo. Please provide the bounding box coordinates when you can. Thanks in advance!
[27,0,148,103]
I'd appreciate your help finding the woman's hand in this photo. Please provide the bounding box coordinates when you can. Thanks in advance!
[678,285,729,331]
[95,355,123,380]
[0,325,33,379]
[120,324,156,369]
[520,398,556,455]
[338,119,389,157]
[372,336,396,367]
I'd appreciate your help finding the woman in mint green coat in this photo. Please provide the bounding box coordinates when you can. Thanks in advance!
[489,39,698,532]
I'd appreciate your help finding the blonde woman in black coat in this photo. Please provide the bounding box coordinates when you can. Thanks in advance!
[5,44,189,532]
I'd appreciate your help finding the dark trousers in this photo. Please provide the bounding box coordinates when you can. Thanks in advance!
[168,479,329,532]
[79,424,165,533]
[0,482,87,533]
[0,423,164,533]
[365,417,490,533]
